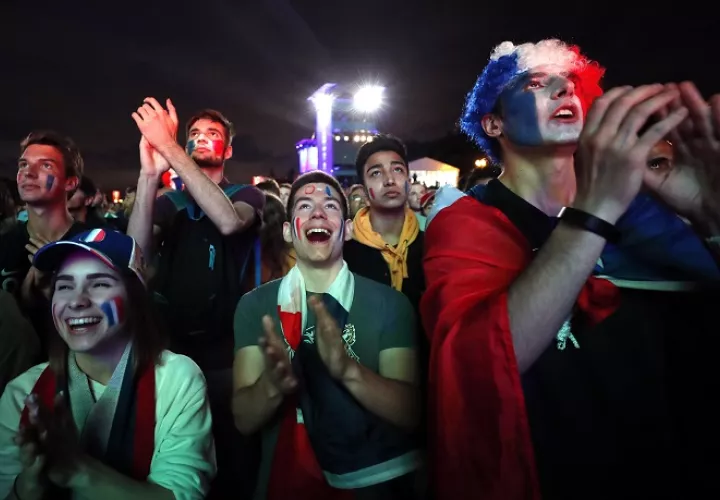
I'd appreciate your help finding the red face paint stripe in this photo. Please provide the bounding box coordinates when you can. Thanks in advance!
[294,217,302,239]
[304,185,316,194]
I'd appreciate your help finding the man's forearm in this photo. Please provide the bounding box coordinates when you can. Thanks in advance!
[127,173,160,260]
[156,143,249,235]
[232,372,284,435]
[341,363,419,430]
[507,222,608,373]
[72,456,174,500]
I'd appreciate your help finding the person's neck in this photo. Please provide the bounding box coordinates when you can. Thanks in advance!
[69,206,88,223]
[499,147,576,217]
[201,165,225,184]
[74,336,130,385]
[296,258,344,293]
[26,202,74,241]
[368,206,406,246]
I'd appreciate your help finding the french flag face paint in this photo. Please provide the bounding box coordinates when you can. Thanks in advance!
[460,39,605,162]
[45,174,55,191]
[368,188,375,200]
[100,296,125,328]
[186,134,225,157]
[293,216,302,241]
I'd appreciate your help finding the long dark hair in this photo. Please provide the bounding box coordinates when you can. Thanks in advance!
[261,192,291,281]
[48,271,167,381]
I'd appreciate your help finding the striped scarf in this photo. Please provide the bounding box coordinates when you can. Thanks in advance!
[19,344,155,495]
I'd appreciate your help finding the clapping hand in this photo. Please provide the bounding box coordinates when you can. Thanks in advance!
[308,296,354,381]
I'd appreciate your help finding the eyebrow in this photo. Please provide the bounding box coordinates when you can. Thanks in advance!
[366,160,407,171]
[190,127,224,137]
[56,273,119,282]
[293,195,341,206]
[19,158,58,164]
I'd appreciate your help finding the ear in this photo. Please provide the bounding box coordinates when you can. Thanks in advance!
[481,113,503,139]
[344,220,353,242]
[224,145,233,161]
[65,176,79,194]
[282,220,293,244]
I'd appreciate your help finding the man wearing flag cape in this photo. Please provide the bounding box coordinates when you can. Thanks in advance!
[423,39,720,500]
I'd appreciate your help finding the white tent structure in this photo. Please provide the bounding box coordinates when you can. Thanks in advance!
[408,157,459,188]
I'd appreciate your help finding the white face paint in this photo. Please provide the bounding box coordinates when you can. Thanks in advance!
[499,64,585,149]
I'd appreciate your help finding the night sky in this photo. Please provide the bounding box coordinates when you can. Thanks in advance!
[1,1,716,189]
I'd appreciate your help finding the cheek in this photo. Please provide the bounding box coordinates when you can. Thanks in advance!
[368,188,375,200]
[52,301,63,331]
[45,174,56,191]
[501,91,543,144]
[186,140,196,154]
[211,140,225,156]
[99,296,125,328]
[292,217,302,240]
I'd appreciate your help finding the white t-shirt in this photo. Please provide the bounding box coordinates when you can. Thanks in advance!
[0,351,216,500]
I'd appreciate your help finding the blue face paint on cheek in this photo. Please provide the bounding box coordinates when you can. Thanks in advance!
[186,139,196,155]
[99,297,124,328]
[325,185,332,197]
[45,174,55,191]
[499,82,543,147]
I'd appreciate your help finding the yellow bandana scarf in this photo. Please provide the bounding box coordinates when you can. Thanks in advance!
[352,206,419,291]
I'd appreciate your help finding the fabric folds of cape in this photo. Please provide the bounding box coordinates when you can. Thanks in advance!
[421,196,618,500]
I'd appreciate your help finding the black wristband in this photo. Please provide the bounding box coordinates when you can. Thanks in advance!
[558,207,621,244]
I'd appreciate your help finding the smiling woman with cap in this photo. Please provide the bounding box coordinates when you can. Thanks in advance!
[0,228,216,500]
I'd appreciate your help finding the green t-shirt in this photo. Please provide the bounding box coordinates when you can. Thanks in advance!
[234,273,417,499]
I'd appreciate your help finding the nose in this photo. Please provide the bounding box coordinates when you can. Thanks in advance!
[310,204,328,220]
[68,289,92,310]
[196,133,210,144]
[20,166,38,179]
[382,170,397,187]
[552,76,576,100]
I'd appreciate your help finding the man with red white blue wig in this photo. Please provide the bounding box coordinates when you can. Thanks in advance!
[422,39,720,500]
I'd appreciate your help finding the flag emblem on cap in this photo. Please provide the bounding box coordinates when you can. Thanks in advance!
[83,229,106,243]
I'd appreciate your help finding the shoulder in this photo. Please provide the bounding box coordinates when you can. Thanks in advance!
[426,195,524,254]
[353,274,412,310]
[155,352,206,394]
[228,184,265,208]
[239,279,280,307]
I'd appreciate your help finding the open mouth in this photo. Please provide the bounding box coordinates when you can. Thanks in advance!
[66,316,103,333]
[305,228,332,244]
[551,106,579,122]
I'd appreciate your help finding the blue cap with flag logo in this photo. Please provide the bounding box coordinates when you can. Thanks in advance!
[33,228,145,285]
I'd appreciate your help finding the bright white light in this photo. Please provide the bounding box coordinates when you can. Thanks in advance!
[353,85,385,113]
[360,135,366,142]
[334,135,341,141]
[353,135,360,142]
[367,136,373,143]
[312,92,334,112]
[475,158,488,168]
[343,136,350,141]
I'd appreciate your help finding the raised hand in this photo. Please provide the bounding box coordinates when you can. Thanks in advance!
[647,82,720,229]
[131,97,178,151]
[575,85,688,224]
[259,315,298,395]
[308,296,354,380]
[139,136,171,178]
[15,392,87,495]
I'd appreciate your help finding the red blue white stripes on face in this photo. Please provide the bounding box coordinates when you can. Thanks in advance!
[100,296,125,328]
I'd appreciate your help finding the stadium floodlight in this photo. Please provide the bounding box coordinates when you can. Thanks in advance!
[353,85,385,113]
